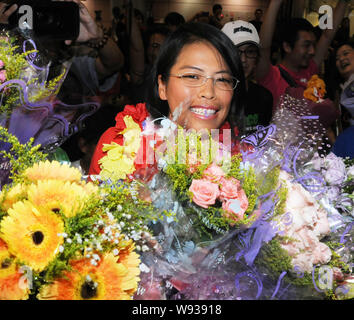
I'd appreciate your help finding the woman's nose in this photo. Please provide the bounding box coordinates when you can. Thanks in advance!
[199,78,216,99]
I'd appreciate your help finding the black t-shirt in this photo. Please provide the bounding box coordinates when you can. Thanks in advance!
[244,81,273,134]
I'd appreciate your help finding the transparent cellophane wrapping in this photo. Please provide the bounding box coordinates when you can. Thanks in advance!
[0,29,100,188]
[133,94,353,300]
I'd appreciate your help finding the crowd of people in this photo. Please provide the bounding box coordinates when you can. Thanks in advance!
[0,0,353,171]
[0,0,353,302]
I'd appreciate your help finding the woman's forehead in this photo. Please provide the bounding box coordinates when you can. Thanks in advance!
[173,42,229,71]
[337,45,353,55]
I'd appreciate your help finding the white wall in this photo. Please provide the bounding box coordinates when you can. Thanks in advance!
[83,0,113,28]
[150,0,270,23]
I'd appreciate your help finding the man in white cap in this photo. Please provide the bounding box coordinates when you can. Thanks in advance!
[222,20,273,134]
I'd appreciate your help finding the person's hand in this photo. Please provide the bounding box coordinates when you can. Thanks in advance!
[0,2,18,24]
[59,0,103,45]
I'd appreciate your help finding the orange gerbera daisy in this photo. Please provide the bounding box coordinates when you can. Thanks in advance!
[0,201,64,272]
[38,251,140,300]
[23,160,82,183]
[0,238,30,300]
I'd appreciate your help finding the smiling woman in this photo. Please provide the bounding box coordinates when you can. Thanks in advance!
[148,22,246,133]
[336,40,354,82]
[88,22,246,178]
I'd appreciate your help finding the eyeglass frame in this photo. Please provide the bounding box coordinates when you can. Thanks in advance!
[167,72,240,91]
[237,46,260,59]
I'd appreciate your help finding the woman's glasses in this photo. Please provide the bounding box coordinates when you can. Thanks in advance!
[168,73,239,91]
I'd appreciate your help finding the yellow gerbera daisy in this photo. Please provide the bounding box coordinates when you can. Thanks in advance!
[0,238,30,300]
[27,180,88,218]
[38,252,140,300]
[79,181,99,197]
[0,183,28,211]
[24,160,82,183]
[116,240,141,297]
[0,201,64,272]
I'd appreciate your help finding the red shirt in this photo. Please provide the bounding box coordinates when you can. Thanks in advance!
[258,59,319,112]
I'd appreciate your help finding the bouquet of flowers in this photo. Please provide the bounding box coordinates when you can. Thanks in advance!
[0,30,100,188]
[133,95,354,300]
[0,130,168,300]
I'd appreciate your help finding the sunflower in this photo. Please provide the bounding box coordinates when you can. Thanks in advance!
[23,160,82,183]
[0,201,64,272]
[27,180,88,218]
[0,183,28,212]
[0,238,30,300]
[38,252,140,300]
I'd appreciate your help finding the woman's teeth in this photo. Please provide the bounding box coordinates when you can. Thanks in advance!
[190,108,217,116]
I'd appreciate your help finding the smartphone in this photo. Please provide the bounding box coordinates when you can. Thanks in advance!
[7,1,80,40]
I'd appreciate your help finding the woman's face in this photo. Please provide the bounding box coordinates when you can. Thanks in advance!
[336,45,354,80]
[158,42,234,131]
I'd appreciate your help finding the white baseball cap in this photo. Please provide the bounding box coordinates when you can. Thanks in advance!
[222,20,260,47]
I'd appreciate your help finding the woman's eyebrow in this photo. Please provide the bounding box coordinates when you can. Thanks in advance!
[179,65,204,71]
[179,65,230,74]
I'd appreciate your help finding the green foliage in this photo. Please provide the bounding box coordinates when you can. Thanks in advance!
[0,127,47,184]
[256,239,315,287]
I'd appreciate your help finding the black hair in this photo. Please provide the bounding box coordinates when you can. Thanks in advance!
[144,25,171,50]
[146,22,246,135]
[164,12,185,27]
[134,8,144,22]
[213,4,222,14]
[279,18,315,58]
[335,38,354,52]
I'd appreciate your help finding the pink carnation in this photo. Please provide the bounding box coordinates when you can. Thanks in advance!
[203,163,225,182]
[219,177,241,201]
[0,69,6,83]
[222,189,248,222]
[189,179,220,209]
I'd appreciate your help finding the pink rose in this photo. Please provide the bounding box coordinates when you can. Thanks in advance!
[219,177,241,201]
[203,163,225,182]
[0,70,6,83]
[222,190,248,222]
[0,60,4,69]
[189,179,220,209]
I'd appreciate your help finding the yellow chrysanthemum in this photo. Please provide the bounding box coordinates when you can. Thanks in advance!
[0,238,30,300]
[37,252,140,300]
[99,149,136,181]
[119,116,142,155]
[24,160,82,183]
[99,116,142,182]
[27,180,89,218]
[0,183,28,211]
[0,201,64,272]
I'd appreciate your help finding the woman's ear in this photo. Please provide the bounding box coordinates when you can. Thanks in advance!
[282,41,292,55]
[158,75,167,101]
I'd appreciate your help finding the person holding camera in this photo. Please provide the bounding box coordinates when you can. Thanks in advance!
[0,0,125,101]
